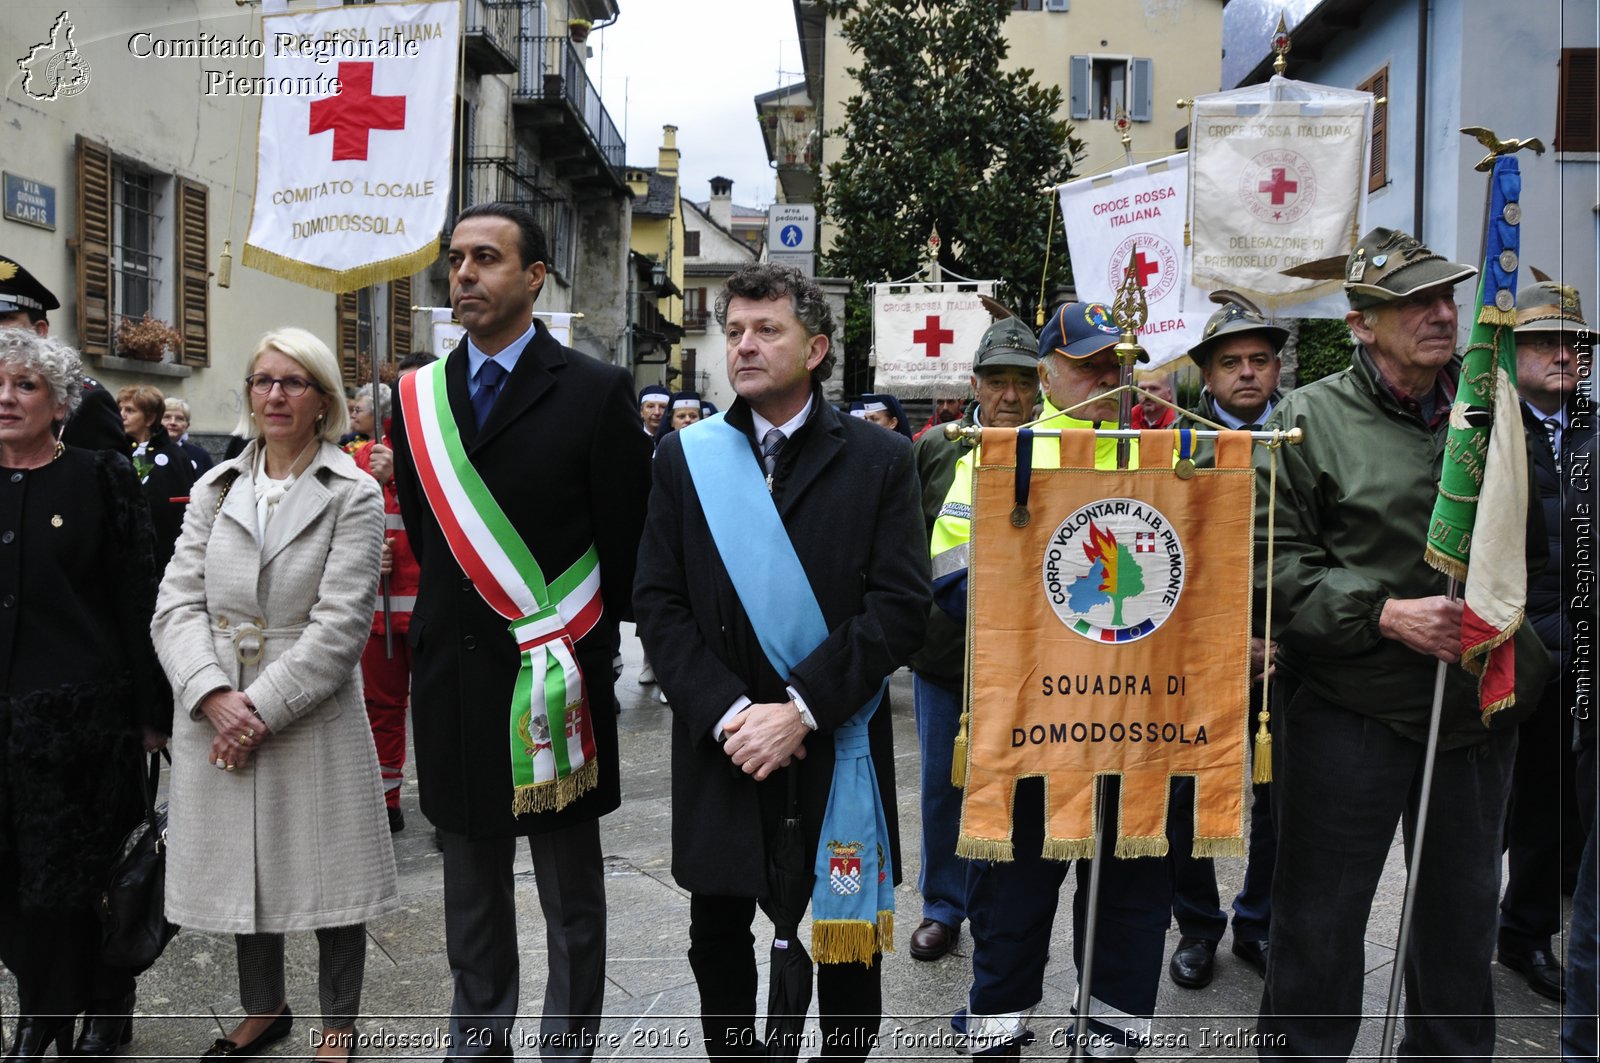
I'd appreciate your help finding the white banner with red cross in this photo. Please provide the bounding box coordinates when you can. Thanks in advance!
[1057,154,1209,371]
[1187,77,1372,317]
[243,0,459,292]
[871,282,996,398]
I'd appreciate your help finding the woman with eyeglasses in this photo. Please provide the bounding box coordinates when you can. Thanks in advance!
[152,328,397,1061]
[0,330,170,1060]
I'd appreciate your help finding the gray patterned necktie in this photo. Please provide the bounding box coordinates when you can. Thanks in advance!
[761,427,786,487]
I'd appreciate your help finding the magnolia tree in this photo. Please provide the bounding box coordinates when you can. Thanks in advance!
[819,0,1083,390]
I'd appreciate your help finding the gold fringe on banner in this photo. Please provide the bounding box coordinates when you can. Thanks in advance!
[510,758,598,816]
[812,920,880,966]
[1477,307,1518,328]
[242,239,440,294]
[956,836,1015,861]
[1114,834,1171,859]
[1423,545,1470,584]
[1040,836,1096,862]
[951,711,970,788]
[877,910,895,954]
[1191,835,1246,858]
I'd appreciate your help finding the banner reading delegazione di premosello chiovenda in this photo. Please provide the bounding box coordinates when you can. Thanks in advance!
[958,429,1255,862]
[243,0,459,292]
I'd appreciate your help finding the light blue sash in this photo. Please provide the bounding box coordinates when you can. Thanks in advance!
[678,413,893,964]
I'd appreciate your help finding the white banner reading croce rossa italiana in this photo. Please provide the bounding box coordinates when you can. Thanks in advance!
[872,283,996,398]
[1057,154,1209,371]
[1188,77,1372,316]
[243,0,459,291]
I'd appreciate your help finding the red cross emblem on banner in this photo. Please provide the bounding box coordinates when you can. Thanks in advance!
[913,315,955,358]
[1257,167,1299,206]
[309,61,407,162]
[1133,250,1160,288]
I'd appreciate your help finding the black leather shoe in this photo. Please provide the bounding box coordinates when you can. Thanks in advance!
[909,918,958,961]
[200,1007,293,1059]
[5,1016,76,1061]
[1499,947,1565,1002]
[76,991,136,1056]
[1231,937,1269,978]
[387,806,405,833]
[1168,936,1218,988]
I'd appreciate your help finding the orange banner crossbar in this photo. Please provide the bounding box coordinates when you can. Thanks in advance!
[958,428,1255,862]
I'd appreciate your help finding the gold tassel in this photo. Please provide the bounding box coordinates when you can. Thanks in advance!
[956,835,1014,862]
[510,758,599,816]
[1253,704,1273,784]
[1477,306,1518,328]
[877,910,895,954]
[1192,836,1247,858]
[1113,834,1171,859]
[951,711,970,788]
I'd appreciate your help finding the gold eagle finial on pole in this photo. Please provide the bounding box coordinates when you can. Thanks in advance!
[1460,127,1547,172]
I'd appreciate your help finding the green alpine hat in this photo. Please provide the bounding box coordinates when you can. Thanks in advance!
[973,318,1041,371]
[1515,281,1590,333]
[1344,227,1477,311]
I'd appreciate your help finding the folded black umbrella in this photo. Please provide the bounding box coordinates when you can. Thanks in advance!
[760,771,814,1060]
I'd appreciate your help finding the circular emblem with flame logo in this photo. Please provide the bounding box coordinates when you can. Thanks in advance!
[1041,498,1186,643]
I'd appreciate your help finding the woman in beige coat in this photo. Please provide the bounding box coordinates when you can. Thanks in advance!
[153,327,397,1061]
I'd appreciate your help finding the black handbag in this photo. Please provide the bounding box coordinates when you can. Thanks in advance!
[98,750,179,972]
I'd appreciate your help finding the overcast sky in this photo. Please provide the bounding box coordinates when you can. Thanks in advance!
[591,0,802,210]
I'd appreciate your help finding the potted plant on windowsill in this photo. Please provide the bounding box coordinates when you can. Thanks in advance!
[567,18,591,44]
[115,314,182,363]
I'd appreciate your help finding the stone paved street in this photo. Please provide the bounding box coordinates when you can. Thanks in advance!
[0,627,1567,1059]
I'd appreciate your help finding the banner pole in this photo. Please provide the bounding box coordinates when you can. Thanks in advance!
[370,320,395,660]
[1070,249,1152,1061]
[1378,578,1455,1060]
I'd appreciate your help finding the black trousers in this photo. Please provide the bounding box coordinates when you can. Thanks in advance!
[688,893,881,1062]
[1500,679,1583,952]
[0,883,135,1024]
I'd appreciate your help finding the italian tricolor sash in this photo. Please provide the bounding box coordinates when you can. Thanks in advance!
[400,360,601,814]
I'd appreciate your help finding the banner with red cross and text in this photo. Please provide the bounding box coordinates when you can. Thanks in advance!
[1057,154,1208,371]
[1187,77,1371,316]
[244,0,459,291]
[872,281,996,398]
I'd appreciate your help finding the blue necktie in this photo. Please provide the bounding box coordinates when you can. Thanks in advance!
[472,358,506,430]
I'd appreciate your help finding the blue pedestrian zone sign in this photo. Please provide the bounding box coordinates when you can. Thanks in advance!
[780,224,804,248]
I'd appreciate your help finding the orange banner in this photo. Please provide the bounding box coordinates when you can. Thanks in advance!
[958,428,1255,862]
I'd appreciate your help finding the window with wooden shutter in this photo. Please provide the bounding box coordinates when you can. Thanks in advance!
[1357,66,1388,192]
[75,135,115,359]
[175,178,209,367]
[1556,48,1598,152]
[1069,56,1091,120]
[388,275,413,366]
[337,290,361,387]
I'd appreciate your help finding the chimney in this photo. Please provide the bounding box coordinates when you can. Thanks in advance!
[658,124,679,177]
[709,176,733,230]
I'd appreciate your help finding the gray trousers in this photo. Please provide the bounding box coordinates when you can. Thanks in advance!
[439,819,606,1060]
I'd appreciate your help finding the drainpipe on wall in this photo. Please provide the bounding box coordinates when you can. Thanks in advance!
[1414,0,1429,238]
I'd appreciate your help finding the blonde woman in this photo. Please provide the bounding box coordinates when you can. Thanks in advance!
[153,328,396,1060]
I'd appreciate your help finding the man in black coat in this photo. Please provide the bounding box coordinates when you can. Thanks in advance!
[634,263,930,1061]
[391,203,651,1059]
[1499,280,1593,1002]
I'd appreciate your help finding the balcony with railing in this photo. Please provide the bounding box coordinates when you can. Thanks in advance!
[512,34,626,189]
[463,0,517,75]
[445,157,576,278]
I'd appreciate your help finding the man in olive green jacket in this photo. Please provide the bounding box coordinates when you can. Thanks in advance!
[1254,228,1549,1060]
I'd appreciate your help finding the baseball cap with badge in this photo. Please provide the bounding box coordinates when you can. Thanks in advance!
[1343,227,1477,310]
[972,317,1041,372]
[0,257,60,317]
[1187,290,1289,367]
[1038,300,1143,362]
